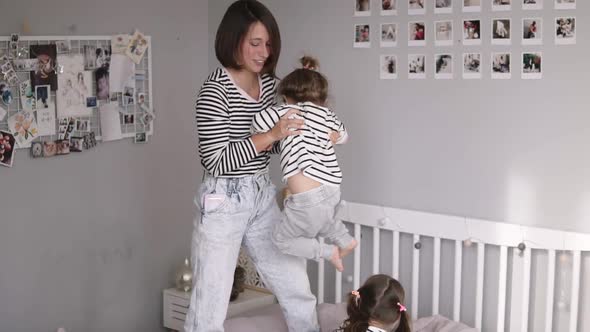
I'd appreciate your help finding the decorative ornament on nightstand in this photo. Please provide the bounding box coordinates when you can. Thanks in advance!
[175,258,193,292]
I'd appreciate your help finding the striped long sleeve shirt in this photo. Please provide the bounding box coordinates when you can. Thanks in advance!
[252,101,348,186]
[196,68,277,177]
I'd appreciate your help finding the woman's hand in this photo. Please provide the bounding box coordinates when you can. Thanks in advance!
[329,131,341,144]
[268,109,304,141]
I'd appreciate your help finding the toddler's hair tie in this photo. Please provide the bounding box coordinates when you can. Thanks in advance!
[397,302,407,312]
[351,290,360,306]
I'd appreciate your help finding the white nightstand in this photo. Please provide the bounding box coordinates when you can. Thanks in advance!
[163,286,277,331]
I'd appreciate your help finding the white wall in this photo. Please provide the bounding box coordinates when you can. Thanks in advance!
[0,1,208,331]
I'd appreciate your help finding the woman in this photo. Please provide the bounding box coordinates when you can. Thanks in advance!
[184,1,319,332]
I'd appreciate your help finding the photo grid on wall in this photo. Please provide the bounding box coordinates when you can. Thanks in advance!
[351,0,577,80]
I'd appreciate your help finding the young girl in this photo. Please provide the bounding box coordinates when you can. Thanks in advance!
[252,56,357,272]
[339,274,411,332]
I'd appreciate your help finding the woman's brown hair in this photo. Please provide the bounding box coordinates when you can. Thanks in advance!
[215,0,281,76]
[278,56,328,106]
[336,274,411,332]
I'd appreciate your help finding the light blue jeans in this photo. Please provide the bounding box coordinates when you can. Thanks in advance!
[184,171,319,332]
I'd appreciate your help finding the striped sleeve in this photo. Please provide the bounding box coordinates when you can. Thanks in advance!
[196,81,258,176]
[327,110,348,144]
[252,106,281,134]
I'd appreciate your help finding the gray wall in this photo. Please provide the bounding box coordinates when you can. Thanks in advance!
[207,1,589,331]
[0,1,208,331]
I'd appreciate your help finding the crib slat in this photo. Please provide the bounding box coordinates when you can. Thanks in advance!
[335,270,342,303]
[520,247,532,332]
[453,240,462,322]
[373,227,380,274]
[497,246,508,332]
[412,234,420,320]
[318,238,325,304]
[544,250,556,332]
[569,251,581,332]
[432,237,441,315]
[353,224,361,290]
[475,242,485,330]
[393,231,400,279]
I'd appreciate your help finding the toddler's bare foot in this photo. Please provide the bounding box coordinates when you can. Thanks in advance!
[339,239,358,258]
[329,246,344,272]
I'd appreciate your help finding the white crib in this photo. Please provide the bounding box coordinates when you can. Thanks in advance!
[308,201,589,332]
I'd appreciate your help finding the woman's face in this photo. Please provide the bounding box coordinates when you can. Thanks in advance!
[238,21,271,74]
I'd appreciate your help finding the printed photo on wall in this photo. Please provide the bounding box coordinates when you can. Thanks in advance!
[30,45,57,91]
[408,22,426,46]
[435,54,453,79]
[523,0,542,10]
[409,0,426,15]
[125,30,149,64]
[493,0,512,11]
[522,52,542,79]
[0,82,13,106]
[463,20,481,45]
[43,141,57,157]
[491,52,511,79]
[36,104,57,136]
[463,53,482,79]
[55,40,71,54]
[381,23,398,47]
[134,132,147,144]
[12,59,38,72]
[31,141,43,158]
[123,114,135,125]
[70,137,84,152]
[555,0,575,10]
[56,54,92,118]
[380,55,398,79]
[354,24,371,48]
[463,0,481,12]
[76,119,90,132]
[381,0,397,15]
[555,17,576,45]
[0,130,15,167]
[355,0,371,16]
[435,21,453,46]
[492,19,512,45]
[83,45,111,70]
[56,139,70,155]
[523,18,543,45]
[96,67,110,101]
[8,111,38,148]
[111,34,131,54]
[408,54,426,79]
[435,0,453,14]
[35,85,51,109]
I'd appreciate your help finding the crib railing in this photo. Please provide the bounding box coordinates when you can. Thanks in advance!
[313,201,589,332]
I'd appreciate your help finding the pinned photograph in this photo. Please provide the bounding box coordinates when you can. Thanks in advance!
[76,119,90,132]
[380,55,398,79]
[435,54,453,79]
[435,0,453,14]
[12,59,38,72]
[83,45,111,70]
[408,0,426,15]
[56,54,92,118]
[555,17,576,45]
[354,24,371,48]
[522,52,542,79]
[555,0,575,10]
[126,30,149,65]
[0,56,19,86]
[111,34,130,54]
[0,82,13,106]
[96,67,110,101]
[463,53,482,79]
[134,132,147,144]
[0,130,15,167]
[58,117,76,140]
[463,0,481,12]
[435,21,453,46]
[123,86,135,106]
[408,22,426,46]
[523,0,543,10]
[492,19,512,45]
[35,85,51,109]
[137,93,146,105]
[36,104,57,136]
[70,137,84,152]
[31,141,43,158]
[523,18,542,45]
[381,23,398,47]
[408,54,426,79]
[492,52,511,79]
[83,132,97,150]
[30,45,58,91]
[56,139,70,155]
[55,40,71,54]
[492,0,512,11]
[123,114,135,125]
[0,105,6,121]
[355,0,371,16]
[8,111,38,148]
[140,109,155,126]
[86,96,97,108]
[463,20,482,45]
[381,0,397,15]
[99,103,123,142]
[43,141,57,157]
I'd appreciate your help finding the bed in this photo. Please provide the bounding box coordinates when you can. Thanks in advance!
[231,201,589,332]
